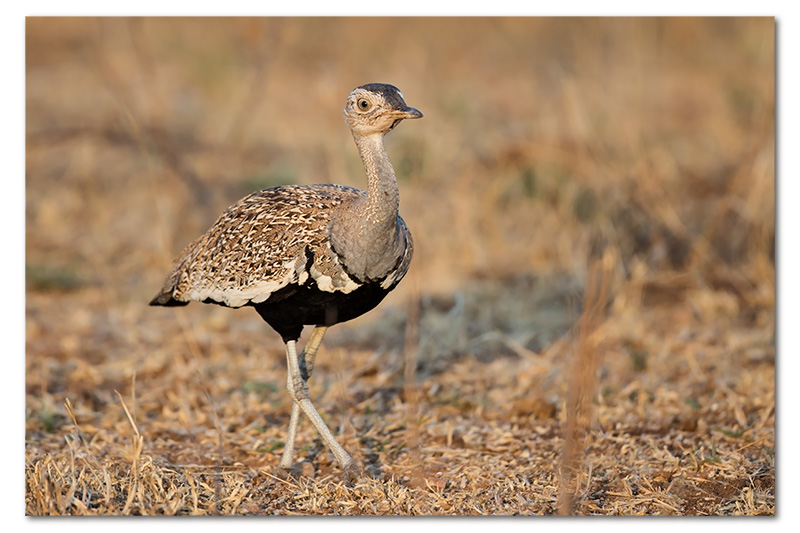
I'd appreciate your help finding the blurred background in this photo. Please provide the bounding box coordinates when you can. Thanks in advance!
[26,16,774,350]
[25,18,775,514]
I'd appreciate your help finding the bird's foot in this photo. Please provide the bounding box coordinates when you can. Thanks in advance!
[275,460,316,481]
[341,461,362,486]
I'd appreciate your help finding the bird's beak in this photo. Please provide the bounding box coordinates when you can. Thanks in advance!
[398,106,423,119]
[388,106,423,131]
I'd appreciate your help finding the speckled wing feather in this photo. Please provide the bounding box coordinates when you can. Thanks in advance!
[150,184,369,308]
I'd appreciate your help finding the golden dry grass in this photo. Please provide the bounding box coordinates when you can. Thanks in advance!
[25,17,774,515]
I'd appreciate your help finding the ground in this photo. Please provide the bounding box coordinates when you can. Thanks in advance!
[25,17,774,515]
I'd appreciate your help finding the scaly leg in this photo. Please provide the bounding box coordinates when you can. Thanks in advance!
[283,339,359,482]
[279,326,327,471]
[299,325,327,381]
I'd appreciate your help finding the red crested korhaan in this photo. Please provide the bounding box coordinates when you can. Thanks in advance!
[150,83,422,482]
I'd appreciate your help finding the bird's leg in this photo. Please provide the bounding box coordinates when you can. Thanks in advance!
[279,326,328,472]
[299,326,327,381]
[284,339,360,482]
[278,403,302,472]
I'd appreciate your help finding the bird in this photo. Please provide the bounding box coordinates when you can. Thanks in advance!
[150,83,422,482]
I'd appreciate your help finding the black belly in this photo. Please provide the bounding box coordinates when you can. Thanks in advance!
[250,280,392,342]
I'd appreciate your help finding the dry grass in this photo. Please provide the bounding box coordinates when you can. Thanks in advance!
[25,17,774,515]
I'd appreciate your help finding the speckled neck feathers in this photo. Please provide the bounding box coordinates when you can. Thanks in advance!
[329,133,404,283]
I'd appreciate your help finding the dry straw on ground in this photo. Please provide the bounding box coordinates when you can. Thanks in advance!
[26,17,774,515]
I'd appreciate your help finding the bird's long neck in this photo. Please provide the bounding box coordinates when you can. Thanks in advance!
[353,133,400,230]
[328,133,405,282]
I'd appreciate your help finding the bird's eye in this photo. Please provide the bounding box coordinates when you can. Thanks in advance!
[357,98,370,111]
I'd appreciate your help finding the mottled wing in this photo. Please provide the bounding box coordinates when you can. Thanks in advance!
[150,184,365,308]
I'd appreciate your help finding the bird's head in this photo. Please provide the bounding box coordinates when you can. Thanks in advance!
[343,83,422,137]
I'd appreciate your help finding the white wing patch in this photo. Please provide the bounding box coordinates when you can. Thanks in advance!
[309,262,360,294]
[380,271,398,290]
[186,256,303,308]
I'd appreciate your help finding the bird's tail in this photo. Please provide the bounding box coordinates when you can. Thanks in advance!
[149,290,189,306]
